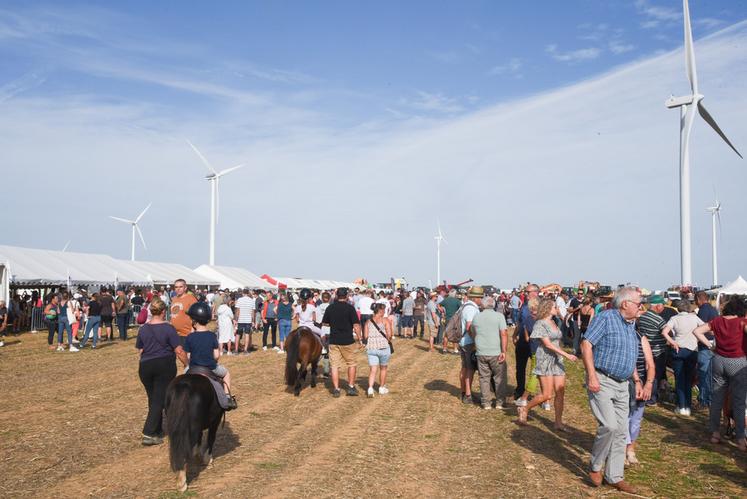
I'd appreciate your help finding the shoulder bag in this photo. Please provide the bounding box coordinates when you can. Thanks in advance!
[370,319,393,354]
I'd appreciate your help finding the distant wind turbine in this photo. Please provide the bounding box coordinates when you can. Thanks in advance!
[187,140,244,266]
[665,0,742,285]
[706,200,721,287]
[61,240,71,252]
[109,203,151,261]
[434,219,448,286]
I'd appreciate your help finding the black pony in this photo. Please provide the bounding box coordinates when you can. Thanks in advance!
[284,327,323,396]
[165,374,224,492]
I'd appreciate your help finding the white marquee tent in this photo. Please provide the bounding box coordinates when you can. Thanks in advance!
[193,265,273,290]
[121,260,219,287]
[716,275,747,306]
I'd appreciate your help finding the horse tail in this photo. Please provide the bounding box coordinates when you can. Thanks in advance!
[166,381,193,472]
[284,329,301,386]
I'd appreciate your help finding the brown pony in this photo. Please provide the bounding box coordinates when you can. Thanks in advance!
[284,327,323,396]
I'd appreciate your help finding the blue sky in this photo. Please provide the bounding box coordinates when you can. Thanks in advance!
[1,1,746,289]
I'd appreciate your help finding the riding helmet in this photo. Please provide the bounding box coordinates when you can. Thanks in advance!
[187,301,211,325]
[299,288,312,300]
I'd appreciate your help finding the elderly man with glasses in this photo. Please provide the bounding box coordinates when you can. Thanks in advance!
[581,286,643,494]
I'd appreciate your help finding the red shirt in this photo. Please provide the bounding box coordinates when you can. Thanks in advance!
[710,316,747,358]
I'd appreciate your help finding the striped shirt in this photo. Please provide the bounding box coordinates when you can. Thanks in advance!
[637,310,666,356]
[235,296,256,324]
[584,309,639,381]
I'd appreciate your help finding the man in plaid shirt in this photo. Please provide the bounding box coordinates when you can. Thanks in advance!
[581,286,642,494]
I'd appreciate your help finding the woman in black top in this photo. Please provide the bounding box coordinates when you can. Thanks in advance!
[79,293,102,349]
[136,298,188,445]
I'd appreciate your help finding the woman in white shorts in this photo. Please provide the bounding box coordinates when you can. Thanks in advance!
[364,303,392,397]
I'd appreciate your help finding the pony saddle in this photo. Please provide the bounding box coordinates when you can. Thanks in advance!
[186,365,234,410]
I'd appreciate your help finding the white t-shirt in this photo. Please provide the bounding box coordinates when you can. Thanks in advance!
[555,296,568,319]
[235,295,256,324]
[295,304,317,327]
[376,297,391,317]
[317,302,331,335]
[358,296,375,315]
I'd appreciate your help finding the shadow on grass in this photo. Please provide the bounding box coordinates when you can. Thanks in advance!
[530,411,594,455]
[510,423,589,482]
[699,463,747,488]
[186,421,241,484]
[424,379,462,399]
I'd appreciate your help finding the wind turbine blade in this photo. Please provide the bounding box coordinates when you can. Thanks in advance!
[135,202,152,223]
[186,139,218,174]
[62,240,71,252]
[697,102,743,158]
[135,224,147,250]
[109,216,134,224]
[217,164,244,177]
[683,0,698,94]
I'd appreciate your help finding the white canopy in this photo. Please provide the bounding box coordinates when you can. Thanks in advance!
[716,275,747,306]
[0,244,149,286]
[193,265,273,290]
[120,260,219,287]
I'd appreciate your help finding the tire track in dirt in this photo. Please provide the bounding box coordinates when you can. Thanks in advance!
[41,338,425,497]
[230,343,457,498]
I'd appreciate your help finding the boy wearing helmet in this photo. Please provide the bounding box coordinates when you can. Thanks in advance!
[184,301,238,410]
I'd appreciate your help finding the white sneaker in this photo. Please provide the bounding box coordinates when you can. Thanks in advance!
[367,387,375,398]
[277,349,285,354]
[273,346,280,351]
[69,345,79,352]
[683,408,691,417]
[541,401,552,411]
[262,346,268,351]
[0,341,4,347]
[56,345,65,352]
[378,386,389,395]
[626,451,639,465]
[514,398,527,407]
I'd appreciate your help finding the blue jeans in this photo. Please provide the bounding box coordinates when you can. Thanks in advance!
[511,309,520,325]
[671,347,697,409]
[58,317,73,345]
[80,316,101,348]
[697,348,714,407]
[367,346,391,366]
[117,313,129,340]
[278,318,292,342]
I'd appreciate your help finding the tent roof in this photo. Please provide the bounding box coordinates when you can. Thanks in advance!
[717,276,747,296]
[120,260,219,287]
[0,245,149,286]
[193,265,272,290]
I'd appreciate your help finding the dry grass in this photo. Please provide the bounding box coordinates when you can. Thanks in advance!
[0,325,745,498]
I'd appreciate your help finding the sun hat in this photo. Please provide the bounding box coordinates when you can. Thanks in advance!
[648,295,665,305]
[467,286,484,298]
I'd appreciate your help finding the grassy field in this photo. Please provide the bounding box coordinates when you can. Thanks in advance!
[0,325,745,498]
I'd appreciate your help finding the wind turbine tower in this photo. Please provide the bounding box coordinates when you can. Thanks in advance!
[706,201,721,287]
[435,220,448,286]
[187,140,244,266]
[665,0,742,285]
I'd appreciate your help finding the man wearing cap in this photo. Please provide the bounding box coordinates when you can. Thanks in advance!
[458,286,483,404]
[322,288,362,397]
[638,295,667,406]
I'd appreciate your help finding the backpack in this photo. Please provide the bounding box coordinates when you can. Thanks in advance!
[444,303,478,344]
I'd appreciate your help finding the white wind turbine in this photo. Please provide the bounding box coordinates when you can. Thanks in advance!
[665,0,742,285]
[187,140,244,266]
[434,219,448,286]
[109,203,151,261]
[706,200,721,287]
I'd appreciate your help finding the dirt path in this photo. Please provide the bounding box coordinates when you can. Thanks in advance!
[1,328,746,498]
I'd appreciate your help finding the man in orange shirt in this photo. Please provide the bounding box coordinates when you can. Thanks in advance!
[170,279,197,346]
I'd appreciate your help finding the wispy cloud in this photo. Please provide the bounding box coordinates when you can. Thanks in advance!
[489,58,522,77]
[609,40,635,55]
[400,91,465,114]
[634,0,680,27]
[0,71,47,104]
[546,44,601,63]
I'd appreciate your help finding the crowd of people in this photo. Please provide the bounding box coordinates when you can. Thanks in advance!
[2,278,746,493]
